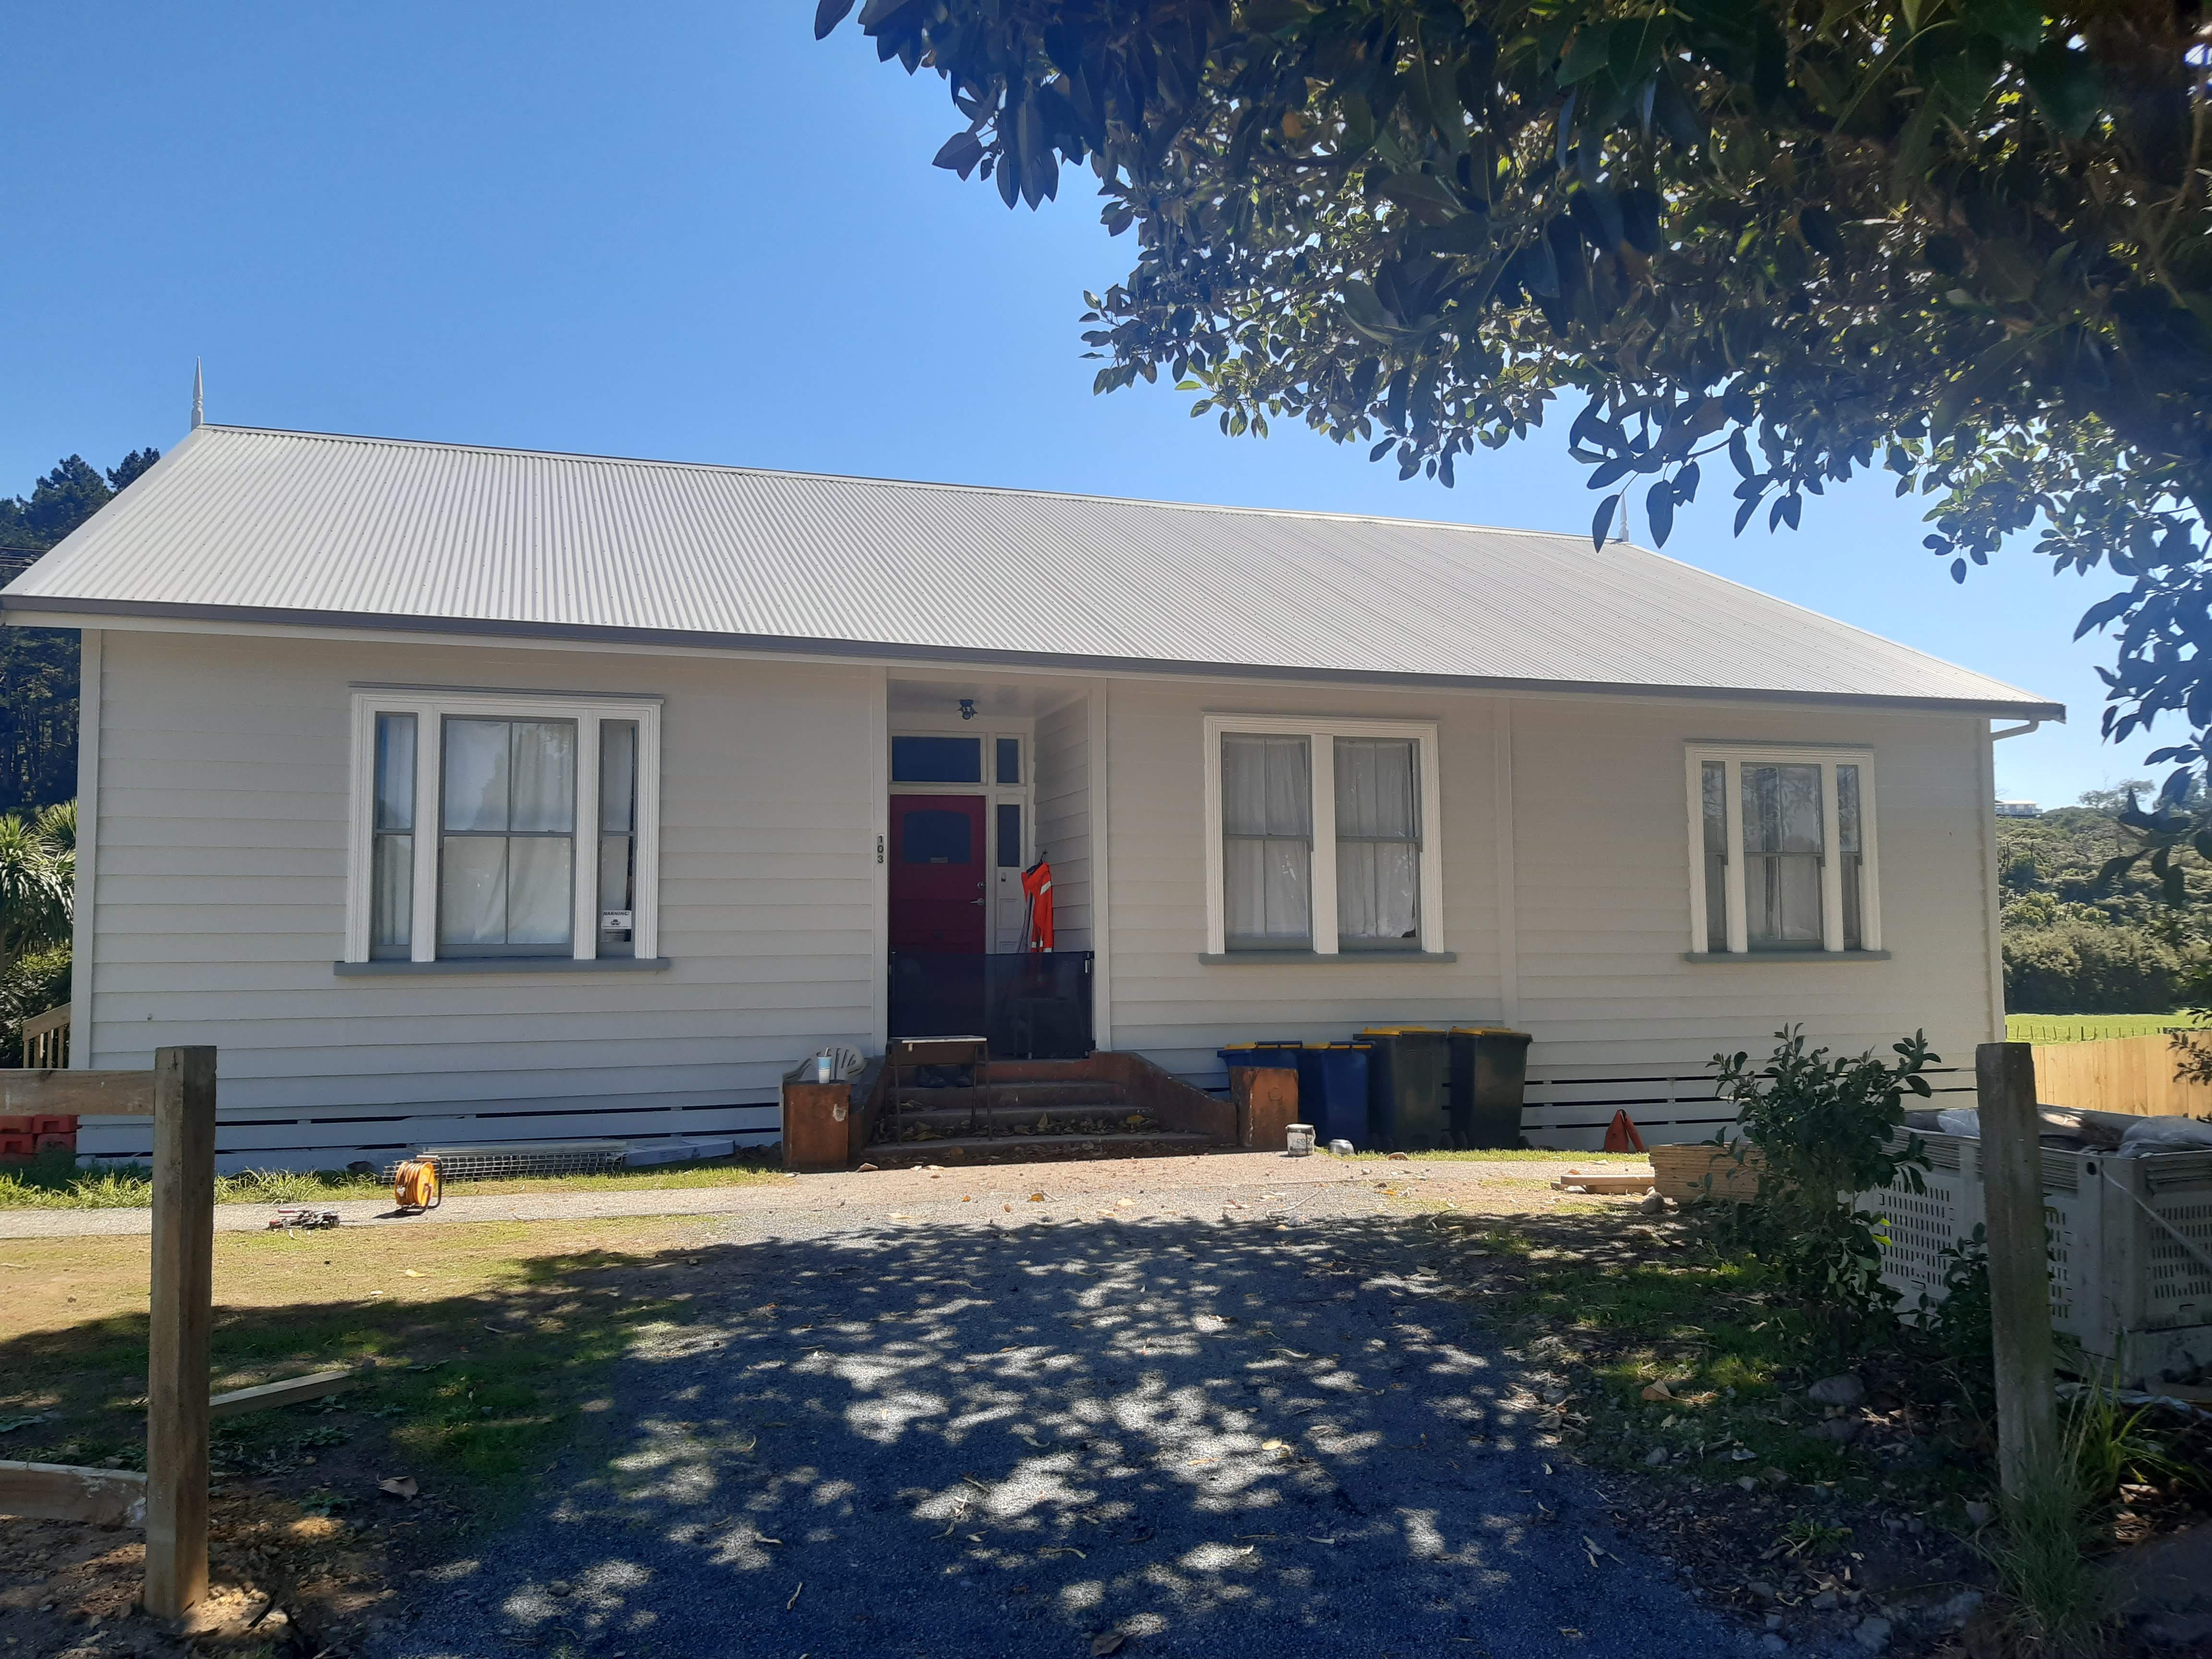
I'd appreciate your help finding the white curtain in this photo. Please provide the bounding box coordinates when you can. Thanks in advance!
[509,721,576,832]
[1743,763,1822,945]
[439,838,508,948]
[1700,759,1728,952]
[1335,738,1419,944]
[442,718,510,832]
[439,718,576,950]
[1222,735,1311,942]
[370,713,416,954]
[506,838,574,943]
[1837,763,1863,950]
[370,831,412,951]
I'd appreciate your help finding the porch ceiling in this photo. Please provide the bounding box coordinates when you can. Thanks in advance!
[888,674,1086,719]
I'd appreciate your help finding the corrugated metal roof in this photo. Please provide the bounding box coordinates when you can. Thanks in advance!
[0,424,2059,715]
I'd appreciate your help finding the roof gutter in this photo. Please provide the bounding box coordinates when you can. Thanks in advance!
[1990,720,2043,742]
[0,593,2070,723]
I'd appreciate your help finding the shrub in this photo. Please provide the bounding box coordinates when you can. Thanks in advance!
[1712,1026,1935,1353]
[0,942,69,1066]
[2003,920,2192,1013]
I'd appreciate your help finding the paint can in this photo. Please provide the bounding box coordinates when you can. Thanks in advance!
[1285,1122,1315,1157]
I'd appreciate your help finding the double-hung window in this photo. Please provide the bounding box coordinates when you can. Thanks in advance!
[1202,715,1443,957]
[345,690,661,966]
[1685,744,1880,957]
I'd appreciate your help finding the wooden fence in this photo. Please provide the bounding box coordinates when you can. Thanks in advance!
[2027,1033,2212,1119]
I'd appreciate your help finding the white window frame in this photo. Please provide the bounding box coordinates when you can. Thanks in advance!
[1201,713,1444,956]
[1684,742,1881,956]
[344,688,663,964]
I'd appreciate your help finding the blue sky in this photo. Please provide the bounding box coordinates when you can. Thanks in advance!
[0,2,2152,806]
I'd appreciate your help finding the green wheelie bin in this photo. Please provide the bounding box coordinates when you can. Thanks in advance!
[1449,1027,1532,1149]
[1356,1026,1449,1150]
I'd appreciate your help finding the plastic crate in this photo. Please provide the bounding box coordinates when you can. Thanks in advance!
[31,1114,76,1136]
[1859,1133,2212,1387]
[0,1133,34,1161]
[0,1116,31,1135]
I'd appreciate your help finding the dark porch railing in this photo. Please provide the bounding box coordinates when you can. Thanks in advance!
[887,951,1094,1058]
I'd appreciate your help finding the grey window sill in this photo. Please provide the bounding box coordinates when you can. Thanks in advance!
[335,957,671,976]
[1197,950,1458,965]
[1682,950,1890,964]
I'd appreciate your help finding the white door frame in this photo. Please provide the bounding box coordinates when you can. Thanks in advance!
[887,720,1035,953]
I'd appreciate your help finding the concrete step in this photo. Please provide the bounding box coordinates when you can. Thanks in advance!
[864,1131,1222,1170]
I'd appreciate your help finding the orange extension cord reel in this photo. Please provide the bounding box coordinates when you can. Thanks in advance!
[392,1157,442,1212]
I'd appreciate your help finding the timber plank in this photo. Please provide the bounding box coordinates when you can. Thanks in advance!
[208,1370,355,1419]
[0,1070,156,1117]
[0,1460,148,1526]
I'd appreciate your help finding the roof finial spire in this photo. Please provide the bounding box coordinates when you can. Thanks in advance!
[191,359,204,430]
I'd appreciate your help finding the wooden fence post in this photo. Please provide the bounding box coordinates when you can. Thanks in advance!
[144,1046,216,1620]
[1977,1040,2057,1502]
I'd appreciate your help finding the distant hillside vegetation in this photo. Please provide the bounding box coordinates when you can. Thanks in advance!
[2000,785,2212,1013]
[0,449,158,811]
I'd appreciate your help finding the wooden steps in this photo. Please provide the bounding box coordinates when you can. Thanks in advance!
[860,1047,1239,1169]
[865,1131,1219,1169]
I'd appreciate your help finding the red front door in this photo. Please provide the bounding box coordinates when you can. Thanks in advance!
[889,794,987,954]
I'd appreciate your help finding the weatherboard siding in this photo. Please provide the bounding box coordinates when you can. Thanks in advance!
[1099,680,1996,1093]
[78,629,881,1168]
[1100,677,1508,1079]
[1032,694,1093,950]
[72,625,2003,1167]
[1509,697,1993,1069]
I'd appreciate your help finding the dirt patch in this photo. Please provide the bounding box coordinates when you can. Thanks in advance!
[3,1489,405,1659]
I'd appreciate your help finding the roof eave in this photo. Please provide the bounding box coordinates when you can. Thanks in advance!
[0,594,2067,722]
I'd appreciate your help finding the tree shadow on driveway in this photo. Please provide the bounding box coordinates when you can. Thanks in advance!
[379,1211,1764,1659]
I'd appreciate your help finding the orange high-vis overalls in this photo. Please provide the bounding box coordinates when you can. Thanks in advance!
[1021,857,1055,952]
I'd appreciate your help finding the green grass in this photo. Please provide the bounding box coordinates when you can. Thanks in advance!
[1,1223,709,1503]
[0,1146,785,1210]
[2005,1013,2195,1044]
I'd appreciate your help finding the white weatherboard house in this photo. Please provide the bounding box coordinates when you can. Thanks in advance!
[2,425,2061,1169]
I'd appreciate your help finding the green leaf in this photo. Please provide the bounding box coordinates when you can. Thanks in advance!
[813,0,857,38]
[1798,205,1843,259]
[1591,492,1622,549]
[932,132,985,177]
[1647,480,1675,546]
[1957,0,2045,52]
[1376,171,1462,223]
[1891,98,1939,194]
[1557,23,1614,87]
[2022,40,2101,140]
[1341,280,1400,345]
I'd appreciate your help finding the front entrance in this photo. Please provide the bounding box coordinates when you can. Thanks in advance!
[888,793,986,954]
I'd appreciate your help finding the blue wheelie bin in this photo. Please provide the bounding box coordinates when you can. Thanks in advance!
[1217,1042,1302,1072]
[1297,1042,1371,1148]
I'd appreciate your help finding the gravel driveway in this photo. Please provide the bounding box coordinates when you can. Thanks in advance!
[372,1198,1788,1659]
